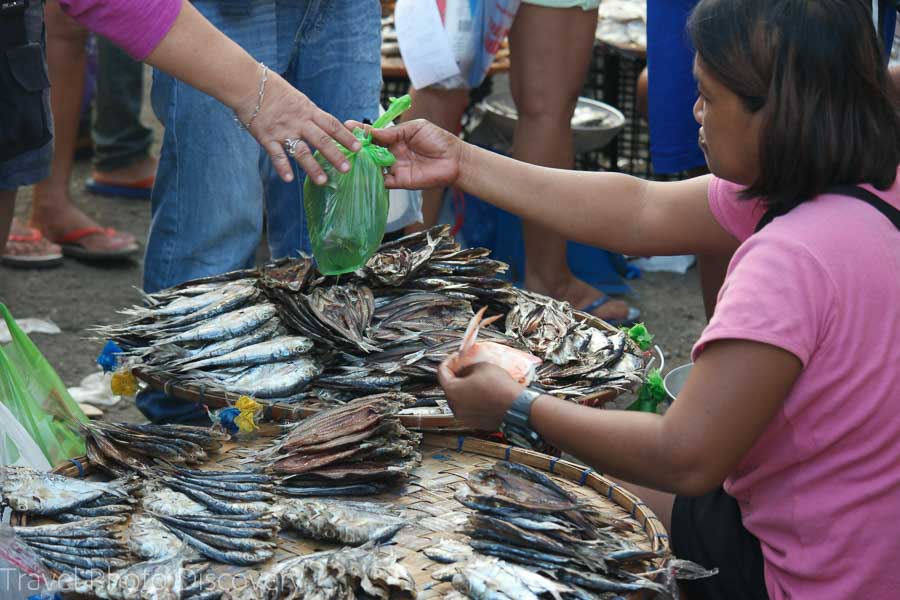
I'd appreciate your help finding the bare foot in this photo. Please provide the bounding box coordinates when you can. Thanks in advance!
[30,197,137,254]
[524,273,636,323]
[91,154,158,186]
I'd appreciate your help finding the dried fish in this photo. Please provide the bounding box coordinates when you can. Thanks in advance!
[1,466,129,515]
[277,498,406,545]
[127,515,185,560]
[251,544,415,600]
[265,393,421,492]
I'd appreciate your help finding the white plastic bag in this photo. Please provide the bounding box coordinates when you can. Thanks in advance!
[376,103,423,232]
[67,370,124,407]
[396,0,520,90]
[0,401,51,469]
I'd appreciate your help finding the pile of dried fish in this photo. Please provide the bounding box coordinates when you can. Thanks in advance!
[1,465,132,516]
[243,544,416,600]
[276,498,406,545]
[57,553,219,600]
[154,466,276,516]
[98,266,324,400]
[103,225,644,414]
[262,393,422,495]
[453,462,669,597]
[82,421,229,473]
[14,516,131,578]
[150,511,277,566]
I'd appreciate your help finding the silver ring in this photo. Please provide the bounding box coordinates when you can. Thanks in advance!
[283,138,303,156]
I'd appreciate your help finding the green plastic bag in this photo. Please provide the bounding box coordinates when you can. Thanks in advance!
[304,95,412,275]
[0,304,86,466]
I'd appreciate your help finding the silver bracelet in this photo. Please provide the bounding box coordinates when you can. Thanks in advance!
[234,63,269,131]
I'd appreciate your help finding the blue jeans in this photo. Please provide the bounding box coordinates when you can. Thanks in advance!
[145,0,381,293]
[139,0,380,424]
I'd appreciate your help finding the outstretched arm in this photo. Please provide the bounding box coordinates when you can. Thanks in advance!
[60,0,360,183]
[371,120,741,257]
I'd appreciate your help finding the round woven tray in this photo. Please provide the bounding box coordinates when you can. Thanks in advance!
[13,430,668,599]
[131,311,640,432]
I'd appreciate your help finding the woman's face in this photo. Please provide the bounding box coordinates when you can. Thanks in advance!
[693,57,763,185]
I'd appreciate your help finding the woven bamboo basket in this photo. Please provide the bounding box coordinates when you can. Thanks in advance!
[131,311,642,432]
[12,430,668,599]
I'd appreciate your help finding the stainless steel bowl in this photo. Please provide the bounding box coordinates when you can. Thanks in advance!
[480,92,626,154]
[663,363,693,401]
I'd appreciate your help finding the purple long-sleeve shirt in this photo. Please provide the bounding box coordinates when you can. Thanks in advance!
[60,0,182,60]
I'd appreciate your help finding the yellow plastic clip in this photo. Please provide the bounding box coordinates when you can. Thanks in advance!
[110,369,138,397]
[234,396,262,433]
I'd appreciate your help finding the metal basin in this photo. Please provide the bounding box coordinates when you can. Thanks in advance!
[480,92,626,154]
[663,363,693,401]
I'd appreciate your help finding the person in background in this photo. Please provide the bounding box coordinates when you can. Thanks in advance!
[1,0,363,272]
[645,0,897,318]
[85,38,159,200]
[405,0,639,326]
[136,0,381,424]
[367,0,900,597]
[23,1,140,265]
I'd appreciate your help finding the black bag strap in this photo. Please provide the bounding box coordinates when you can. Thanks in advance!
[755,185,900,234]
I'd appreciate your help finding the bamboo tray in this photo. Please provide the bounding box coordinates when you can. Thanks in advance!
[131,311,643,432]
[13,430,669,599]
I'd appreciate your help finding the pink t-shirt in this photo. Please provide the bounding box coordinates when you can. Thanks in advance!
[60,0,182,60]
[693,175,900,599]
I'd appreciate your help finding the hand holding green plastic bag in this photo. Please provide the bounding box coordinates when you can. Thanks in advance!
[304,95,412,275]
[0,304,86,466]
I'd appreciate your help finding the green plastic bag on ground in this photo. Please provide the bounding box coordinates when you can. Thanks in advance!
[304,95,412,275]
[0,304,86,466]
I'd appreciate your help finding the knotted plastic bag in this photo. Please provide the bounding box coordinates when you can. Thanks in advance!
[304,95,412,275]
[0,304,87,466]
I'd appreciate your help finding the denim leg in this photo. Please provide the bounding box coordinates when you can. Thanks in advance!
[144,0,286,293]
[91,38,153,172]
[264,0,382,260]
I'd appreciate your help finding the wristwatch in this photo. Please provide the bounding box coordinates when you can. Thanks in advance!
[499,387,544,450]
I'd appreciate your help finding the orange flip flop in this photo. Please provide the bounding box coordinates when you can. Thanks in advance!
[55,227,140,261]
[2,226,64,268]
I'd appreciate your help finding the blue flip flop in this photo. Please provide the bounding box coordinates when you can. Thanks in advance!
[581,294,641,328]
[85,175,154,199]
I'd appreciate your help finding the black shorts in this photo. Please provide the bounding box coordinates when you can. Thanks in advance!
[671,487,769,600]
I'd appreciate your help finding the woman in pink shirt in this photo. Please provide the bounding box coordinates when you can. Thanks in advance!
[364,0,900,597]
[1,0,360,263]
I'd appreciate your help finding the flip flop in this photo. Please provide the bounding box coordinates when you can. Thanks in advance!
[1,226,64,268]
[85,175,154,199]
[581,294,641,328]
[55,227,140,261]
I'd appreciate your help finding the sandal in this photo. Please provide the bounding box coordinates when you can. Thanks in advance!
[85,174,154,199]
[54,226,139,261]
[2,221,64,268]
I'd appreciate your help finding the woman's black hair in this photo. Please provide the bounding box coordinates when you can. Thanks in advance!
[689,0,900,208]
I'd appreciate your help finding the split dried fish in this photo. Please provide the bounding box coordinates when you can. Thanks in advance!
[248,544,415,600]
[1,466,129,515]
[277,498,406,545]
[264,393,421,494]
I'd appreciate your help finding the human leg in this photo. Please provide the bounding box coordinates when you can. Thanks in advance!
[29,1,138,259]
[509,3,636,323]
[87,37,157,197]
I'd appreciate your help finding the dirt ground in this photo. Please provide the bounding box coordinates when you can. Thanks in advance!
[0,82,707,425]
